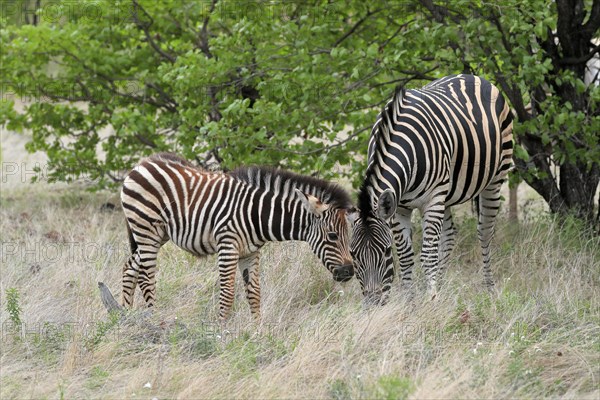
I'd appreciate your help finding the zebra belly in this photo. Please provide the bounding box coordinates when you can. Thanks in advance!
[398,166,497,211]
[444,161,499,207]
[165,218,219,257]
[398,192,435,211]
[167,222,262,259]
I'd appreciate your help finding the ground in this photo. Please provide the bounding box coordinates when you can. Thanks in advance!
[1,129,598,399]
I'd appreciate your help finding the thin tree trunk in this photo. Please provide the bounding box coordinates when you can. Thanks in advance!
[33,0,41,26]
[597,193,600,233]
[560,162,600,223]
[509,183,518,221]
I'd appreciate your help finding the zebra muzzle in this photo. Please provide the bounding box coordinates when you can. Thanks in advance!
[332,263,354,282]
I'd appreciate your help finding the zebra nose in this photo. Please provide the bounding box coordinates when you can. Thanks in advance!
[332,263,354,282]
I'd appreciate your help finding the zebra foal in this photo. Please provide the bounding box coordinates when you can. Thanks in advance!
[350,74,513,304]
[121,153,356,319]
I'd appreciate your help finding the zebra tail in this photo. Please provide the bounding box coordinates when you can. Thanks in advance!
[126,222,138,255]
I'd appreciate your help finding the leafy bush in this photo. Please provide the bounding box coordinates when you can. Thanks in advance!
[2,1,597,224]
[5,288,22,329]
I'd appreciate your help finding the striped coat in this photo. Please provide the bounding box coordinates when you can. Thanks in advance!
[121,153,356,319]
[350,74,513,303]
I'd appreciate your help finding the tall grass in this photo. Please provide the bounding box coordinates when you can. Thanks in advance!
[1,182,598,399]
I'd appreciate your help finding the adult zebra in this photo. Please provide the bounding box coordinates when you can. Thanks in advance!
[121,153,356,319]
[350,74,513,304]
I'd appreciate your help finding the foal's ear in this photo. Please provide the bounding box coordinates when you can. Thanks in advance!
[295,189,330,217]
[376,189,397,220]
[345,207,359,224]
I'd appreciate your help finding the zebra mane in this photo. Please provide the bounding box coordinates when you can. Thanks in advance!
[146,152,198,169]
[358,175,375,220]
[231,166,353,210]
[358,86,405,221]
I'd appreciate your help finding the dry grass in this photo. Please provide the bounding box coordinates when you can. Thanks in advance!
[1,133,599,399]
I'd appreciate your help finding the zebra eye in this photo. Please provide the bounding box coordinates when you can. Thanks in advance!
[327,232,339,241]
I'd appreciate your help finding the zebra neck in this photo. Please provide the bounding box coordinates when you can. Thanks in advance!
[367,165,406,203]
[367,134,413,203]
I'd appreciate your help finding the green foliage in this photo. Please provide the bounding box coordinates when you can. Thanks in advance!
[31,321,72,364]
[368,375,415,400]
[0,0,597,222]
[305,275,337,305]
[553,214,600,252]
[168,321,219,360]
[5,287,22,328]
[57,379,66,400]
[84,311,120,350]
[328,378,352,400]
[86,366,110,390]
[0,0,395,187]
[327,375,415,400]
[224,330,291,377]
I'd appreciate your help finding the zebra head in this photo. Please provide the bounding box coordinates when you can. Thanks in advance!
[351,189,397,305]
[295,189,357,283]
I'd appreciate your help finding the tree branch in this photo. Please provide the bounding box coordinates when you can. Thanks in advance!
[146,82,179,110]
[378,19,413,51]
[333,9,381,47]
[134,133,157,148]
[131,0,177,63]
[559,44,600,65]
[489,9,514,55]
[582,0,600,37]
[198,0,218,59]
[257,126,371,156]
[370,66,439,88]
[418,0,463,24]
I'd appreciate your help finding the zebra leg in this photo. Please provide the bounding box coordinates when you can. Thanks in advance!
[437,208,457,286]
[421,196,446,297]
[122,243,162,308]
[477,185,502,289]
[122,220,167,308]
[137,243,162,307]
[239,252,261,319]
[217,244,240,321]
[122,253,140,307]
[391,208,414,288]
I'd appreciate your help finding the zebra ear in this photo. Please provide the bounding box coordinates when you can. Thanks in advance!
[376,189,397,220]
[346,207,359,224]
[295,189,330,217]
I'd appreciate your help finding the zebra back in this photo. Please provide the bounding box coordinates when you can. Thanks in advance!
[231,166,354,210]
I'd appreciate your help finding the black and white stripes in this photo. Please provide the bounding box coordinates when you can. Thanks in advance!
[351,74,513,303]
[121,153,356,319]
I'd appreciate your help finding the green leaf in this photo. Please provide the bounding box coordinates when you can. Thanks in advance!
[513,144,530,162]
